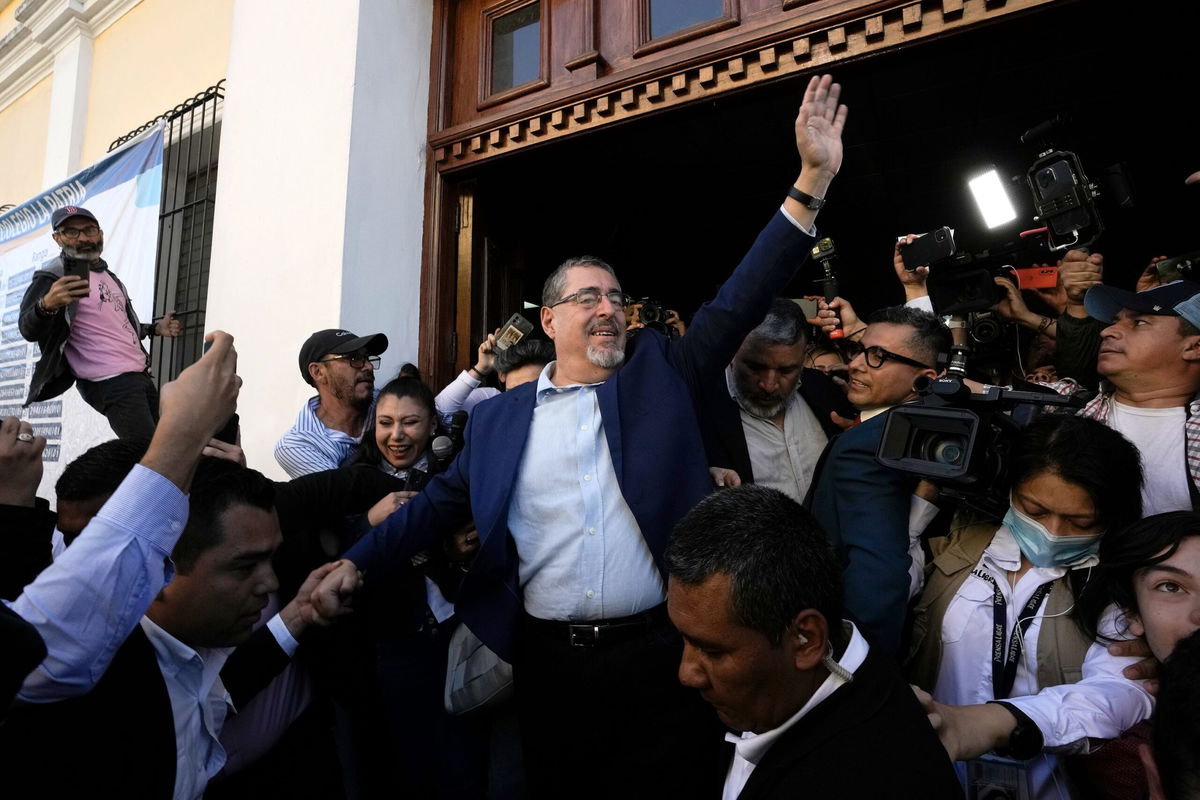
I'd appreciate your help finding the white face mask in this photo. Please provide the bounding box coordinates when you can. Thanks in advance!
[1003,502,1103,569]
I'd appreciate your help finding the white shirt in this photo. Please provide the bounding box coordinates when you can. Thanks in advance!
[1108,401,1192,515]
[933,526,1154,799]
[140,617,236,800]
[725,367,827,503]
[507,363,664,620]
[722,622,870,800]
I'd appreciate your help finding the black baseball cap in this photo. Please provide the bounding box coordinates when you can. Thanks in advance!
[298,329,388,386]
[51,206,99,229]
[1083,280,1200,324]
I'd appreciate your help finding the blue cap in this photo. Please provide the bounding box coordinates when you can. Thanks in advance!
[1083,280,1200,324]
[50,206,98,229]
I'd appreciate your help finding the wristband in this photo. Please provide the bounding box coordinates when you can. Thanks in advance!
[786,186,825,210]
[1036,316,1056,334]
[36,299,61,317]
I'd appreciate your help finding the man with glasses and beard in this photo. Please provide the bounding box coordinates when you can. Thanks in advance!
[806,305,949,656]
[322,74,850,798]
[275,328,388,478]
[19,206,183,440]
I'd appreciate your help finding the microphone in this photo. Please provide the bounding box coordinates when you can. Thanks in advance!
[431,435,454,461]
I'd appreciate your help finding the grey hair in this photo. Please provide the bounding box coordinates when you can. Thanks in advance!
[745,298,809,349]
[541,255,618,307]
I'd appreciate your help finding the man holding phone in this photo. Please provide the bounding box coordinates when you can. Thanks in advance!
[19,206,183,441]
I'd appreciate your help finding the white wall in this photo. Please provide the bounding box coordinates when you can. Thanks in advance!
[207,0,431,477]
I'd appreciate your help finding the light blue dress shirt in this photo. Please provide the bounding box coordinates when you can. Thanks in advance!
[507,363,665,621]
[5,463,189,702]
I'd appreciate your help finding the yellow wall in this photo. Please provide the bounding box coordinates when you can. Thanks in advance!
[81,0,235,163]
[0,75,52,205]
[0,1,18,41]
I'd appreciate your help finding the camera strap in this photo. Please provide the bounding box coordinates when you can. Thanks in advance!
[971,568,1054,699]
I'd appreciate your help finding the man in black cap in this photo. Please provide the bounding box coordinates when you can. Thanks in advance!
[274,328,388,478]
[18,205,183,441]
[1076,279,1200,514]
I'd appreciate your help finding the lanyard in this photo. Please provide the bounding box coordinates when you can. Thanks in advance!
[970,568,1055,700]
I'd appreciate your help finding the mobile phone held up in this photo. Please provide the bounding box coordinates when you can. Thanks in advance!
[494,312,534,351]
[900,227,956,271]
[63,256,90,294]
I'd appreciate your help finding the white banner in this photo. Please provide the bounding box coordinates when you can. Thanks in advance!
[0,126,164,501]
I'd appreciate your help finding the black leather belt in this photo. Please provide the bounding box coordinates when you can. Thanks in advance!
[525,604,669,647]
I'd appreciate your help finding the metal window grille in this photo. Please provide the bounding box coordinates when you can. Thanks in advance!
[109,80,224,384]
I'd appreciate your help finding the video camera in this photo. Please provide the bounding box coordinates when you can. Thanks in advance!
[875,375,1082,516]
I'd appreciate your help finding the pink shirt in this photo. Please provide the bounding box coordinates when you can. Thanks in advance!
[62,268,148,380]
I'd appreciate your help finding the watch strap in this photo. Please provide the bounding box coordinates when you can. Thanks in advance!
[989,701,1044,760]
[787,186,825,210]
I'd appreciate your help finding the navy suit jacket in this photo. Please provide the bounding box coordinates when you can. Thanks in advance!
[346,211,816,661]
[805,412,921,655]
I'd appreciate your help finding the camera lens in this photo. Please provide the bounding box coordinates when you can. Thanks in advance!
[916,432,968,467]
[640,304,661,323]
[931,438,966,465]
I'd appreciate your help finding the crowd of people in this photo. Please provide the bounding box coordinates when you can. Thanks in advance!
[3,73,1199,800]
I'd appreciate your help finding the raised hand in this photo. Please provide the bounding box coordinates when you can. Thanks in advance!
[794,74,849,178]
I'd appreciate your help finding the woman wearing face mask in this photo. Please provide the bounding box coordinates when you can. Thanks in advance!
[907,414,1153,800]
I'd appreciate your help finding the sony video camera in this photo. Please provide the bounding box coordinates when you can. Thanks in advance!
[875,375,1082,516]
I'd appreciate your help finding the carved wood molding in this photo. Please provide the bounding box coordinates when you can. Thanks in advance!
[432,0,1059,172]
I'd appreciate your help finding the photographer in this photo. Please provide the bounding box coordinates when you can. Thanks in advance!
[908,415,1153,800]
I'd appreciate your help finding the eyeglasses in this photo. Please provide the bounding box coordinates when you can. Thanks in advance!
[56,225,101,240]
[548,288,632,310]
[320,353,380,370]
[843,339,932,371]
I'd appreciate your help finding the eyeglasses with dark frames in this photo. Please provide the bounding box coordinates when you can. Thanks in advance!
[547,287,632,310]
[319,353,381,370]
[843,339,932,371]
[56,225,101,240]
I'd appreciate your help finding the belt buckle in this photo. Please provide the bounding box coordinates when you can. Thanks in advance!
[568,624,601,647]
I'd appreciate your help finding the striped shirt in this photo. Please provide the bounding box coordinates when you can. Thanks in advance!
[274,395,367,479]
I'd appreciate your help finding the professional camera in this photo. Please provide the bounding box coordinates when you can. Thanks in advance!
[627,298,686,339]
[875,375,1082,516]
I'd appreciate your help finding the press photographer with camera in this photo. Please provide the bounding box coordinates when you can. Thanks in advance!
[908,414,1153,800]
[806,305,950,655]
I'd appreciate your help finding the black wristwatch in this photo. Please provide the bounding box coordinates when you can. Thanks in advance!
[787,186,825,210]
[990,701,1044,761]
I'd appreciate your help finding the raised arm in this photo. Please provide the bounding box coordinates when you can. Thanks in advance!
[9,332,240,701]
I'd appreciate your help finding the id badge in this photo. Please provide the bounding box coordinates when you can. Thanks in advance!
[966,754,1031,800]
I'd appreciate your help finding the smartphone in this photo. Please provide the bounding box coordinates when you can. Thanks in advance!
[214,413,239,445]
[1155,251,1199,283]
[900,227,956,271]
[792,297,819,320]
[1012,265,1058,290]
[63,256,90,292]
[494,312,534,351]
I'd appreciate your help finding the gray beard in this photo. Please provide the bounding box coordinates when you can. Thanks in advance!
[63,244,103,262]
[587,345,625,369]
[735,395,785,420]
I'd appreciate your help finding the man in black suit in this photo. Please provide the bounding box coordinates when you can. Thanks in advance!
[0,457,360,799]
[666,485,961,800]
[699,297,856,499]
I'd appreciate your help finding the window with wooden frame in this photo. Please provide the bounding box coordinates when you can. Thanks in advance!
[635,0,738,57]
[480,0,548,109]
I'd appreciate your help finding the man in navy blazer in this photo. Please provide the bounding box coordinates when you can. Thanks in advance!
[334,74,849,798]
[806,306,949,656]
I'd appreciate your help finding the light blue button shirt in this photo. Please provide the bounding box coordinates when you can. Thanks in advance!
[507,363,665,621]
[140,616,234,800]
[6,464,189,702]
